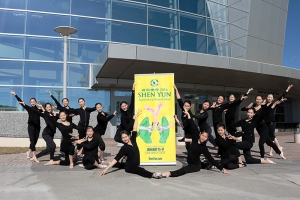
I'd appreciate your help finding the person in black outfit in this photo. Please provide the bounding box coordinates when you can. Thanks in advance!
[231,104,284,164]
[173,85,198,151]
[34,111,81,168]
[161,110,231,177]
[100,109,161,178]
[57,98,96,154]
[215,124,245,170]
[19,102,59,164]
[46,91,74,123]
[10,91,42,161]
[74,126,108,170]
[265,84,292,156]
[94,103,117,162]
[191,100,217,148]
[224,88,253,134]
[114,83,135,143]
[241,97,286,160]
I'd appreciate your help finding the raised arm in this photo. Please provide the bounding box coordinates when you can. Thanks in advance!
[47,91,62,108]
[97,111,116,123]
[57,106,79,115]
[10,91,25,108]
[84,106,96,112]
[19,102,44,117]
[277,84,293,100]
[128,83,135,113]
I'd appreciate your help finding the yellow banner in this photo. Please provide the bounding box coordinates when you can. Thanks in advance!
[134,73,176,165]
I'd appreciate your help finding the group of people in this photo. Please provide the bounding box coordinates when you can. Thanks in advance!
[9,83,293,178]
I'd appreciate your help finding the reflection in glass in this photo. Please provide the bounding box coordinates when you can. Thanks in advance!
[0,0,26,9]
[179,0,206,16]
[0,87,22,111]
[148,27,179,49]
[71,0,111,18]
[68,64,89,87]
[180,13,206,34]
[111,21,147,45]
[180,32,207,53]
[0,61,23,85]
[148,0,178,9]
[207,19,228,39]
[114,91,132,96]
[71,17,110,41]
[0,10,26,34]
[207,37,218,55]
[25,37,63,61]
[24,62,63,86]
[27,13,70,37]
[0,35,24,59]
[67,89,110,112]
[112,0,146,24]
[206,1,228,22]
[148,6,178,29]
[28,0,70,14]
[69,40,107,63]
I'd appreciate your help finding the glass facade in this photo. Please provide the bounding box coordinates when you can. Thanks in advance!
[0,0,235,111]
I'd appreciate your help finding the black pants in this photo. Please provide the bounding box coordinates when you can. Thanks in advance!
[234,141,261,164]
[114,128,124,144]
[225,120,236,135]
[59,151,71,166]
[82,155,97,170]
[113,162,153,178]
[28,124,40,151]
[266,122,276,141]
[256,124,281,158]
[36,130,56,160]
[94,133,105,151]
[205,127,217,147]
[170,164,201,177]
[220,155,239,170]
[77,124,87,150]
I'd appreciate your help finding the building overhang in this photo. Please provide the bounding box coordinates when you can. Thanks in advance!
[92,43,300,95]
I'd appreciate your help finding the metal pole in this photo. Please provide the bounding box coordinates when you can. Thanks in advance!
[63,35,68,98]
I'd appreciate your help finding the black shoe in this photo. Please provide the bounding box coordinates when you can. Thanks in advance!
[178,137,185,142]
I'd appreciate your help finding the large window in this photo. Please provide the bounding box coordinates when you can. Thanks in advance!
[112,0,147,24]
[23,62,63,86]
[0,87,22,111]
[111,21,147,45]
[68,64,90,87]
[0,0,26,9]
[180,13,206,34]
[180,32,207,53]
[71,0,111,18]
[148,27,179,49]
[71,17,110,41]
[23,87,63,107]
[179,0,207,16]
[27,13,70,37]
[148,6,178,29]
[25,37,63,61]
[0,10,26,34]
[148,0,178,9]
[0,35,24,59]
[0,61,23,85]
[69,40,107,63]
[28,0,70,14]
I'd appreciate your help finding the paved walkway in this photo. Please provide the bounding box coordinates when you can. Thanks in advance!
[1,133,300,200]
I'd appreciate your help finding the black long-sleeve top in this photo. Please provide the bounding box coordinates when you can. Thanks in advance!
[192,110,210,132]
[215,137,237,159]
[58,106,96,127]
[50,95,74,123]
[94,112,114,135]
[114,131,140,169]
[119,90,135,132]
[81,137,99,163]
[241,104,272,127]
[186,118,223,171]
[264,91,287,123]
[14,95,42,126]
[225,99,243,122]
[46,115,80,142]
[24,105,58,134]
[212,95,247,125]
[177,98,196,134]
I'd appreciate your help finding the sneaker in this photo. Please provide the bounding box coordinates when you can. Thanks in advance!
[153,172,162,179]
